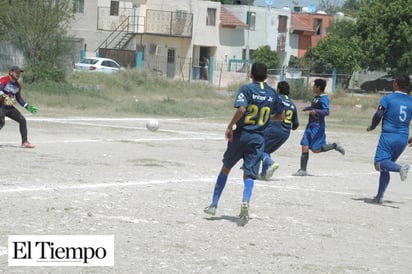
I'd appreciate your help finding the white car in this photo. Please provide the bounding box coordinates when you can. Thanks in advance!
[74,57,121,73]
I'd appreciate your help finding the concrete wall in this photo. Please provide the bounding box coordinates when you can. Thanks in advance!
[222,5,292,68]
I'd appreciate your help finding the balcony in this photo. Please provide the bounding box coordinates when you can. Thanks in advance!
[146,9,193,37]
[97,7,193,38]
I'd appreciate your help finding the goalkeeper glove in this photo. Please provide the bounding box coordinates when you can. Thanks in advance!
[27,105,38,114]
[2,94,13,106]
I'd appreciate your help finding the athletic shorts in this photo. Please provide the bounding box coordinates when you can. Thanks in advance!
[222,130,264,179]
[374,132,408,164]
[264,123,290,154]
[300,126,326,151]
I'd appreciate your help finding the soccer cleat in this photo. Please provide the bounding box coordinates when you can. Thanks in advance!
[239,202,249,226]
[292,169,308,176]
[21,141,35,148]
[264,162,279,180]
[400,164,410,182]
[203,205,217,216]
[257,174,266,180]
[372,196,383,204]
[335,143,345,155]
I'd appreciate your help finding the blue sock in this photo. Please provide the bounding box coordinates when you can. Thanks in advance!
[377,171,390,199]
[261,152,273,175]
[379,160,401,172]
[242,178,254,204]
[211,172,227,206]
[261,151,269,162]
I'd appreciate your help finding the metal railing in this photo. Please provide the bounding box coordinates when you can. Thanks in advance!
[96,16,130,50]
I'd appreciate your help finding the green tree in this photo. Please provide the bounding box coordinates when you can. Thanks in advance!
[327,16,357,39]
[318,0,341,14]
[252,45,280,69]
[308,33,363,74]
[355,0,412,74]
[0,0,75,82]
[341,0,361,17]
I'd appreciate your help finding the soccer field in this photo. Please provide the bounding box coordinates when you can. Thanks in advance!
[1,116,412,273]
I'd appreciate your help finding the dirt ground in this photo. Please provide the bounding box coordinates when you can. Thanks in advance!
[1,115,412,274]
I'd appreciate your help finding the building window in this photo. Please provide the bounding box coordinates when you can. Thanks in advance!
[242,49,255,60]
[73,0,84,14]
[110,0,119,16]
[246,11,256,31]
[314,18,322,35]
[206,8,216,26]
[278,15,287,33]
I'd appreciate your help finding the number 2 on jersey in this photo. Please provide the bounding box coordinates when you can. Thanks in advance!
[284,109,293,124]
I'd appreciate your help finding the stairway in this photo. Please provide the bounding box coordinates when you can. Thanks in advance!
[115,32,135,49]
[96,16,137,51]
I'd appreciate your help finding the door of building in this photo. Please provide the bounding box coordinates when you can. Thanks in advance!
[166,48,175,78]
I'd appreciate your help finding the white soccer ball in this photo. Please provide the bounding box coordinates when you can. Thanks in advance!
[146,119,159,131]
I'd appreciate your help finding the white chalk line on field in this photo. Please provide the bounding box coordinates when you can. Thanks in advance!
[93,214,158,225]
[33,136,223,144]
[0,174,375,197]
[0,178,210,193]
[1,135,223,146]
[27,117,224,139]
[28,117,189,122]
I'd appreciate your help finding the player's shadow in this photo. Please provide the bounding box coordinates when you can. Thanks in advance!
[204,215,242,224]
[352,197,400,209]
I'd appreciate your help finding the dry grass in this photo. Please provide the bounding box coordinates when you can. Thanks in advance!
[21,70,382,131]
[23,70,234,118]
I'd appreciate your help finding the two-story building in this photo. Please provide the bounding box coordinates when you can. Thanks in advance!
[69,0,296,82]
[223,5,292,71]
[0,0,333,85]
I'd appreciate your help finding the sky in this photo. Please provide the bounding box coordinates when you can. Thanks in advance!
[254,0,344,10]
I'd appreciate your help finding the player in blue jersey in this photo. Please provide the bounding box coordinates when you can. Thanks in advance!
[293,79,345,176]
[367,73,412,204]
[258,81,299,180]
[203,62,284,226]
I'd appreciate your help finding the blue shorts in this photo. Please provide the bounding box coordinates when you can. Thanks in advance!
[264,123,290,154]
[222,130,264,179]
[300,126,326,151]
[374,133,408,164]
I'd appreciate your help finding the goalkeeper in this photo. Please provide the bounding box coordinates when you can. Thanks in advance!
[0,66,38,148]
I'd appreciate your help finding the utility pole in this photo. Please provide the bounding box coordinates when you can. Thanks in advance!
[245,0,251,80]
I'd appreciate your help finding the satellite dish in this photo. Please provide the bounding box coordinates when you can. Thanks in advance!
[265,0,273,6]
[308,4,317,12]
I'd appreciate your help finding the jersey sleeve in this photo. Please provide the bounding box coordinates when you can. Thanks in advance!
[16,90,28,108]
[379,95,389,110]
[370,108,384,130]
[316,95,330,117]
[233,85,249,109]
[291,103,299,130]
[0,77,7,95]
